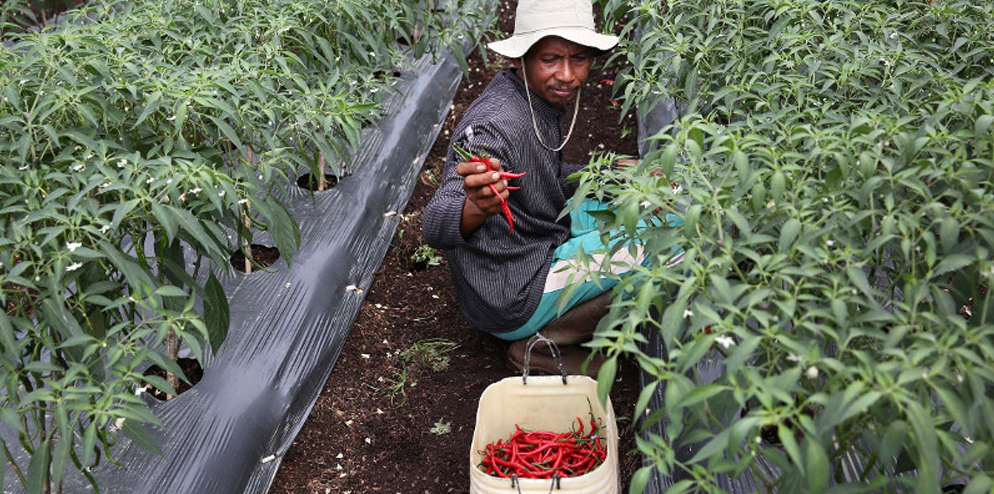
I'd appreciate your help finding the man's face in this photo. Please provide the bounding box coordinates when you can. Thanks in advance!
[516,36,593,108]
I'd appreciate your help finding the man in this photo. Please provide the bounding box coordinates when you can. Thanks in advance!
[422,0,631,376]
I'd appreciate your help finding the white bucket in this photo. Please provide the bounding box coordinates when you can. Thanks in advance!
[468,375,620,493]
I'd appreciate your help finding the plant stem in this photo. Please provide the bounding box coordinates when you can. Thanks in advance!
[2,440,27,486]
[244,146,253,274]
[166,328,178,400]
[318,154,327,191]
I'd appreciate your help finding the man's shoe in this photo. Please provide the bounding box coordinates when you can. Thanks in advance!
[538,291,613,346]
[506,338,606,378]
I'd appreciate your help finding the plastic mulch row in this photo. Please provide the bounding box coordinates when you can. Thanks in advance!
[1,14,490,494]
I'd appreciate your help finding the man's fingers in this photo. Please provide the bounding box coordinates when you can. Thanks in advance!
[463,169,505,191]
[455,158,503,175]
[456,160,488,176]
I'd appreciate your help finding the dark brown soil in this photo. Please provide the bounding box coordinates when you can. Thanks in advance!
[229,244,282,273]
[142,358,204,400]
[296,173,341,191]
[269,2,643,492]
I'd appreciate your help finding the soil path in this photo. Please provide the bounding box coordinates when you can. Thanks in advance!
[270,2,645,492]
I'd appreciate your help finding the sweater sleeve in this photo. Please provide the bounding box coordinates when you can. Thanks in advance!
[560,161,586,200]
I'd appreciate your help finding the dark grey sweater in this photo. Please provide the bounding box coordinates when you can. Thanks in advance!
[422,69,585,333]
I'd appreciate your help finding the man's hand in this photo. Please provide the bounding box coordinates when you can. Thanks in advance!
[458,158,508,237]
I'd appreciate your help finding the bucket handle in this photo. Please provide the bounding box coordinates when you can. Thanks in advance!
[522,333,568,385]
[511,473,561,492]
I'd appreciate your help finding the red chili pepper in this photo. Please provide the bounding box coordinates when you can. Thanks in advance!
[456,145,525,235]
[478,417,606,479]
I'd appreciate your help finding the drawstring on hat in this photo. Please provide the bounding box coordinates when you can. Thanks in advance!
[521,60,581,153]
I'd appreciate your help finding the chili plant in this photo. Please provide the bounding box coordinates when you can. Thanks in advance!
[578,0,994,492]
[2,0,490,491]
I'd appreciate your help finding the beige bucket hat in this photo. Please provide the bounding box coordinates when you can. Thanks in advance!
[488,0,620,58]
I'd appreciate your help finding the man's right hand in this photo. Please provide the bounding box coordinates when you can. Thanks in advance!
[457,158,508,237]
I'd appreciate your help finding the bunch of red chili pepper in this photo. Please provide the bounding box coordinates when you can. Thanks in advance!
[478,417,607,479]
[454,146,525,235]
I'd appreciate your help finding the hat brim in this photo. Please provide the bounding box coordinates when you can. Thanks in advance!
[487,27,619,59]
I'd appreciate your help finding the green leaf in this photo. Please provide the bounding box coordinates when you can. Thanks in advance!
[805,438,829,493]
[27,435,51,494]
[132,90,162,129]
[905,400,940,494]
[975,114,993,139]
[634,380,659,424]
[963,474,994,494]
[207,115,243,150]
[629,466,653,494]
[596,356,617,407]
[150,203,178,243]
[81,418,98,467]
[121,417,164,457]
[779,218,801,252]
[725,334,760,377]
[939,217,960,253]
[51,430,72,490]
[659,142,678,177]
[141,374,177,397]
[675,383,726,408]
[934,254,973,277]
[688,426,731,464]
[660,297,688,352]
[204,270,229,355]
[144,351,187,385]
[154,285,188,298]
[779,424,804,475]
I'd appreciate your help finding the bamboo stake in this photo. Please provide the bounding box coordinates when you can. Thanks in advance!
[318,154,327,192]
[166,329,178,400]
[244,147,253,274]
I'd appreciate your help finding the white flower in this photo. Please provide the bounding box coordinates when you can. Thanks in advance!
[826,240,835,247]
[167,115,176,121]
[889,32,898,39]
[715,335,735,348]
[683,309,693,318]
[369,51,376,57]
[118,159,128,168]
[71,164,85,172]
[238,199,249,205]
[166,179,172,184]
[787,354,803,362]
[18,165,29,171]
[640,200,652,208]
[100,225,111,234]
[146,178,155,184]
[806,366,819,379]
[66,262,84,272]
[189,187,202,194]
[66,242,82,252]
[370,87,379,93]
[218,190,226,198]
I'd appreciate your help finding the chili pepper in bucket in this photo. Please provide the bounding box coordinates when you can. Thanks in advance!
[455,145,524,235]
[477,416,607,479]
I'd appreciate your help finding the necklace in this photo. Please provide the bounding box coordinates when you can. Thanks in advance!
[521,63,581,152]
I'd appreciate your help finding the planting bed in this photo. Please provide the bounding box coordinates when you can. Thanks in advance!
[269,2,647,492]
